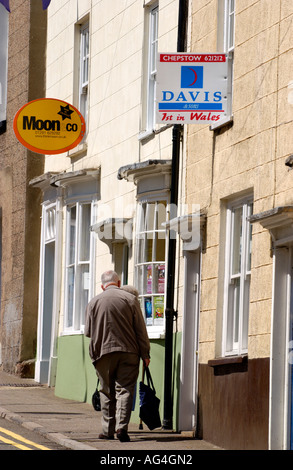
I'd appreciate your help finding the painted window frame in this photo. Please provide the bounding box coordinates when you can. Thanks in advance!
[79,21,89,132]
[64,200,95,334]
[135,195,168,338]
[212,0,235,129]
[222,197,253,356]
[139,1,159,140]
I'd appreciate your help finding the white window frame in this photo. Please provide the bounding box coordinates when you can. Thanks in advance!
[212,0,235,129]
[135,195,168,338]
[222,197,253,356]
[147,3,158,132]
[139,2,158,139]
[64,200,95,334]
[79,22,89,132]
[223,0,235,54]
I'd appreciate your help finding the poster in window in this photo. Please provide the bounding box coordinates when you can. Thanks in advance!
[158,264,165,293]
[144,297,153,326]
[153,296,164,326]
[147,265,152,294]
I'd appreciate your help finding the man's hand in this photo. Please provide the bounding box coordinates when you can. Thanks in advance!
[143,358,150,367]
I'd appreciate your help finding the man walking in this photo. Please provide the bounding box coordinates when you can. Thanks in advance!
[84,270,150,442]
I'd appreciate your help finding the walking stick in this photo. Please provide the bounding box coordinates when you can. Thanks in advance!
[139,362,146,430]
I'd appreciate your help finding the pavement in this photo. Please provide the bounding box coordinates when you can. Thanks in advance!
[0,369,222,452]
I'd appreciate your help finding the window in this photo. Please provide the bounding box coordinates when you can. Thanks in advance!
[79,23,89,131]
[224,0,235,53]
[135,199,167,334]
[147,4,158,132]
[0,6,9,133]
[65,201,93,332]
[223,198,253,356]
[140,2,158,138]
[214,0,235,127]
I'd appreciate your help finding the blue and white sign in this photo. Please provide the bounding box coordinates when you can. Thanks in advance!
[156,53,228,124]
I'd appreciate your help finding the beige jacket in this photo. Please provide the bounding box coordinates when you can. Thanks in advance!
[84,286,150,363]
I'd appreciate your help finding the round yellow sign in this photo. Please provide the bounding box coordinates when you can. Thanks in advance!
[13,98,86,155]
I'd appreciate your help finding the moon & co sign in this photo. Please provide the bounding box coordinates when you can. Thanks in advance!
[13,98,86,155]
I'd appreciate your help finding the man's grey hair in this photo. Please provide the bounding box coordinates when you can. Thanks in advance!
[101,270,119,287]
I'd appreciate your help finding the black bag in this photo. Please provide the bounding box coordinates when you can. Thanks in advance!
[92,379,101,411]
[139,366,161,430]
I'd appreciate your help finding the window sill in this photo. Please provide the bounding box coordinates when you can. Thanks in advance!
[67,141,87,158]
[61,328,84,336]
[138,129,155,141]
[138,124,173,142]
[208,355,248,375]
[209,115,233,131]
[208,354,247,367]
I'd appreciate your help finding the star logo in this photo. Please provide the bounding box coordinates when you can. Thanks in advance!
[58,104,74,120]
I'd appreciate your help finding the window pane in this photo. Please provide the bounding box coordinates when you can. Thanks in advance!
[246,203,253,273]
[137,202,146,233]
[232,207,242,275]
[146,203,155,232]
[81,26,89,86]
[66,266,75,328]
[242,279,250,350]
[145,236,153,262]
[137,235,145,264]
[153,263,165,293]
[156,200,167,229]
[79,203,91,261]
[79,264,90,326]
[150,7,158,75]
[144,297,153,325]
[154,234,165,261]
[146,264,152,294]
[69,206,76,265]
[136,265,144,295]
[232,277,240,345]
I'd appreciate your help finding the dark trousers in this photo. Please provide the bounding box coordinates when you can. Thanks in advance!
[95,352,140,436]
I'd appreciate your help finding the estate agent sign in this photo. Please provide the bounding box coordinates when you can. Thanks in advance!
[156,53,228,125]
[13,98,86,155]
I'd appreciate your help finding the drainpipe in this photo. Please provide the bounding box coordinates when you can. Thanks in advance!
[163,0,189,430]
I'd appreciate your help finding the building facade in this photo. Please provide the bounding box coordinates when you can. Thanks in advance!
[2,0,293,451]
[0,1,46,376]
[187,0,293,450]
[29,0,183,428]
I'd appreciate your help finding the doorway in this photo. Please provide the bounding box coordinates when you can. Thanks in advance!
[179,249,201,431]
[270,244,293,449]
[35,204,58,385]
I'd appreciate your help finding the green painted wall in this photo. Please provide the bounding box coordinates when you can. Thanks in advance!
[54,332,182,430]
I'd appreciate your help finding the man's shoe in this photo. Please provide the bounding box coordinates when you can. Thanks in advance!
[116,429,130,442]
[99,433,114,440]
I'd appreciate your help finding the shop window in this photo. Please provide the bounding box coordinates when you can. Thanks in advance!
[135,199,167,336]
